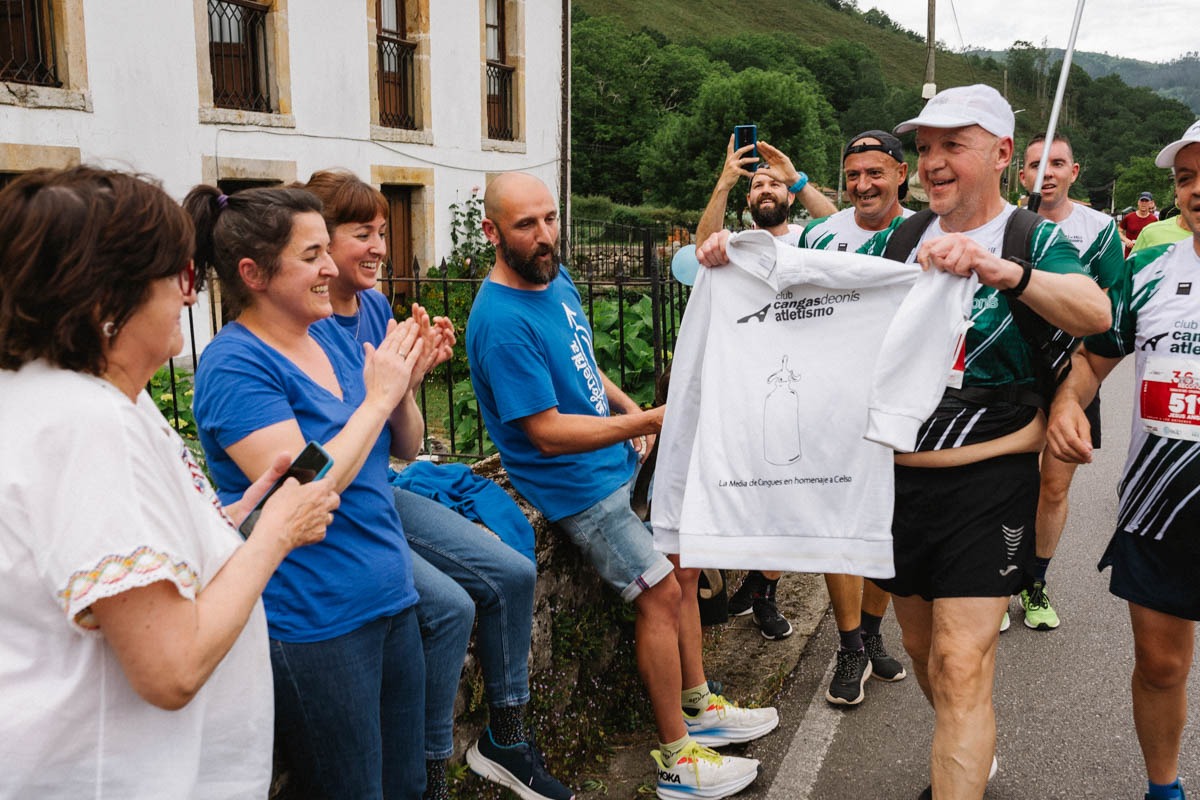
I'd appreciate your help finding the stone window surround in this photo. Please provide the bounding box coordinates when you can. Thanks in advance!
[367,0,432,145]
[0,0,91,112]
[478,0,525,153]
[193,0,295,128]
[370,164,434,276]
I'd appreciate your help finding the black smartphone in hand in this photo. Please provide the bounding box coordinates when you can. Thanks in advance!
[734,124,758,163]
[238,441,334,538]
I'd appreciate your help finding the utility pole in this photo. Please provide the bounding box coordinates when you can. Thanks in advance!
[922,0,936,99]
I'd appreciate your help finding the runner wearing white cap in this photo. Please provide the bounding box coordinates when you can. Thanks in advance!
[1048,119,1200,800]
[860,83,1111,800]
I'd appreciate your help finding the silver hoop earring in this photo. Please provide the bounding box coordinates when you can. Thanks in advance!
[101,321,118,338]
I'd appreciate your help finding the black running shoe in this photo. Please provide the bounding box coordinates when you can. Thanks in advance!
[863,633,907,681]
[466,728,575,800]
[727,571,766,616]
[825,648,872,705]
[752,593,792,640]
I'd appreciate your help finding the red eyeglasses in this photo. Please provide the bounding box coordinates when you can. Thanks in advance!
[178,261,197,295]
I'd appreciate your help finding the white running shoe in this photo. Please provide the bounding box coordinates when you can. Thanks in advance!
[684,693,779,747]
[652,740,759,800]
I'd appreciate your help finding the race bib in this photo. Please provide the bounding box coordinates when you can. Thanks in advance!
[1140,356,1200,442]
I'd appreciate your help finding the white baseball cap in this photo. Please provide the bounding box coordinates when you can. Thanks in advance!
[894,84,1015,140]
[1155,119,1200,167]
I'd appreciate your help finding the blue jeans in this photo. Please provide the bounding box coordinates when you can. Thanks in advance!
[270,607,425,800]
[396,487,536,760]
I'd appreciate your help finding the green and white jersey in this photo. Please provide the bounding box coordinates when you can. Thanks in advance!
[799,207,914,253]
[861,204,1086,449]
[1085,240,1200,540]
[1055,203,1123,290]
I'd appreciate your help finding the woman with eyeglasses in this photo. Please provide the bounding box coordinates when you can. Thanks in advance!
[186,183,429,798]
[0,166,339,798]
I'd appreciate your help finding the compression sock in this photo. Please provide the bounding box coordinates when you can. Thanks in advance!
[424,759,450,800]
[489,703,528,747]
[1147,778,1185,799]
[682,681,712,715]
[658,733,691,766]
[839,626,864,652]
[860,611,883,637]
[1030,556,1051,584]
[757,575,780,598]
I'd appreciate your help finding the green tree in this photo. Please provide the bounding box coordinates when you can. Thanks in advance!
[572,16,715,204]
[638,68,841,211]
[1114,156,1174,211]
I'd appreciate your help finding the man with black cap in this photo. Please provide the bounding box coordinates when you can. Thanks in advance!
[795,130,915,708]
[854,84,1110,800]
[800,130,913,251]
[1120,191,1160,255]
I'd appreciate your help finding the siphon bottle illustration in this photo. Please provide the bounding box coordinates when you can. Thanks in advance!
[763,355,801,465]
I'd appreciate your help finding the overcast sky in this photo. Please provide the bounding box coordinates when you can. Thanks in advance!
[871,1,1197,64]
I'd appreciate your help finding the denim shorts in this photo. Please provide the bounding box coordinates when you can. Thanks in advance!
[555,478,674,602]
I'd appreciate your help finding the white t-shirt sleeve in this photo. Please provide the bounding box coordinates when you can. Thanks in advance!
[37,393,209,633]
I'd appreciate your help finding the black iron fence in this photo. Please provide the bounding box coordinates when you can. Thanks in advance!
[163,219,690,463]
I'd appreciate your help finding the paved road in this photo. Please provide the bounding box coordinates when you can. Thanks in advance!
[738,358,1200,799]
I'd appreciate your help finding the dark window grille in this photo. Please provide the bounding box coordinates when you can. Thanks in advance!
[486,61,514,141]
[208,0,272,112]
[0,0,60,87]
[376,0,416,130]
[484,0,513,141]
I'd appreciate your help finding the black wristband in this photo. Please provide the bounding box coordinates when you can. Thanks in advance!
[1002,257,1033,299]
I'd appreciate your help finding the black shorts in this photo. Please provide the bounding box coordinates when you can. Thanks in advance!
[1084,393,1102,449]
[1100,527,1200,621]
[876,452,1039,601]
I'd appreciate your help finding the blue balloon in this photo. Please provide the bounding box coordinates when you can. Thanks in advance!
[671,244,701,286]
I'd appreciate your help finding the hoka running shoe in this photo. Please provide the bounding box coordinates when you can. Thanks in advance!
[652,740,759,800]
[684,693,779,746]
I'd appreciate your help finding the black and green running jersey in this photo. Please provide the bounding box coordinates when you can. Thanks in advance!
[860,205,1087,449]
[1085,240,1200,540]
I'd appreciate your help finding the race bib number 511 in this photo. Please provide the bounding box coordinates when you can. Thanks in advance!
[1141,357,1200,442]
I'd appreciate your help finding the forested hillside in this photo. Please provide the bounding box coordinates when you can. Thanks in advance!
[969,48,1200,115]
[572,0,1194,212]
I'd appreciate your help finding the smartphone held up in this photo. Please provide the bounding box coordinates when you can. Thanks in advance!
[734,124,758,165]
[238,441,334,538]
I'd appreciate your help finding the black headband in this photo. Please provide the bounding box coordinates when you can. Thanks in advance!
[842,130,909,200]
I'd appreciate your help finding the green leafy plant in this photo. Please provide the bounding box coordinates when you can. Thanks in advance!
[444,188,494,278]
[149,366,197,439]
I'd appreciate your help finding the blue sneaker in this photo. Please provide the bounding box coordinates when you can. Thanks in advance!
[466,728,575,800]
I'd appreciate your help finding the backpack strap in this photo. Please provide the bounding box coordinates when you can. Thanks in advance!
[1001,209,1076,409]
[881,208,937,263]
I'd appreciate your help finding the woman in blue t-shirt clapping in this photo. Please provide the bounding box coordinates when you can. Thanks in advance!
[186,185,427,799]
